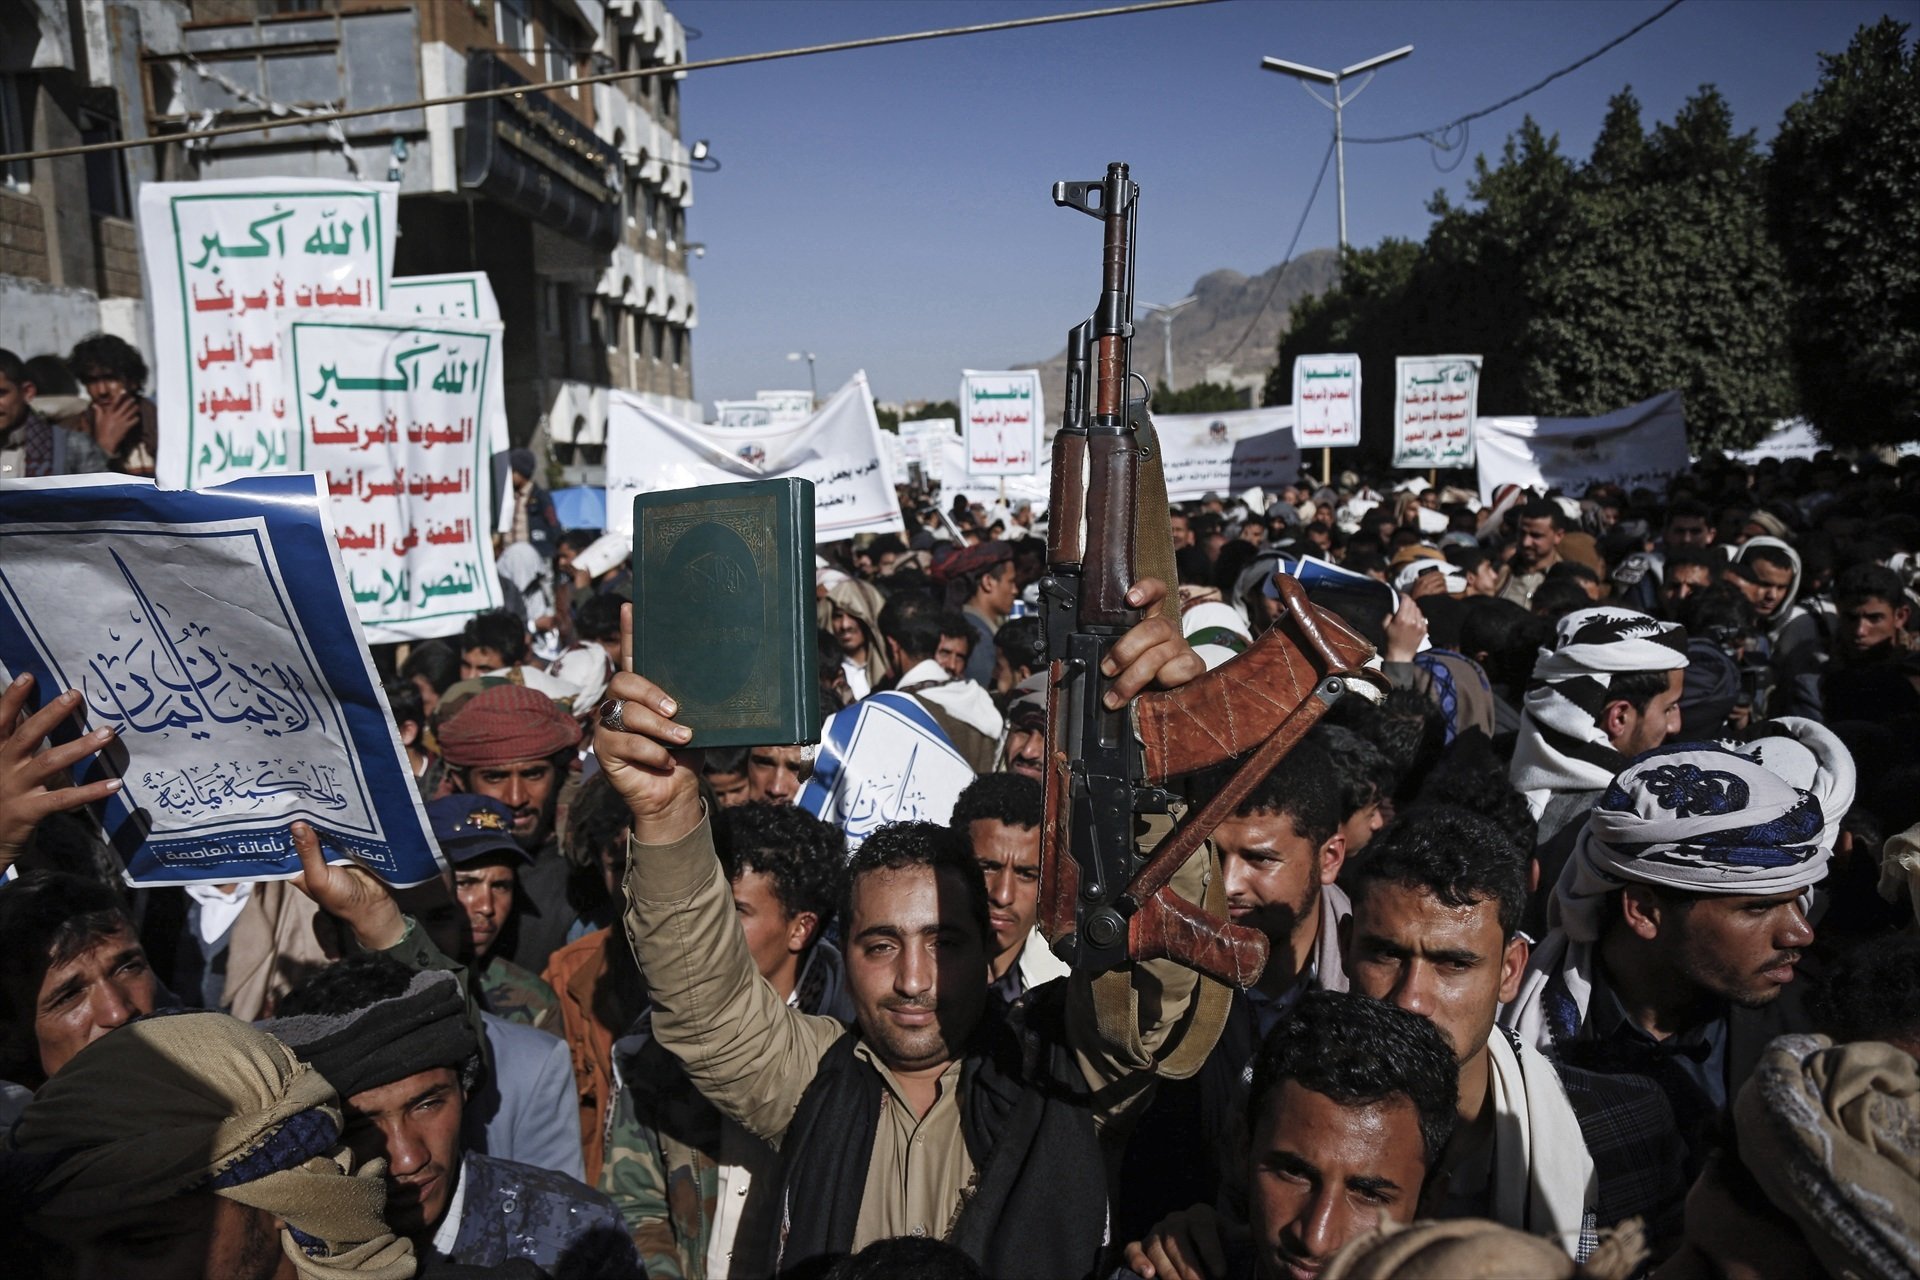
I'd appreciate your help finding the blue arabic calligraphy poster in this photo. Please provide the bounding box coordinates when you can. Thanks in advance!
[0,473,443,887]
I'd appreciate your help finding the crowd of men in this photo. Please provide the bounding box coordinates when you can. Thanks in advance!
[2,405,1918,1280]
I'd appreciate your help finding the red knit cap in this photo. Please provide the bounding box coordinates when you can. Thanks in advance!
[437,683,581,767]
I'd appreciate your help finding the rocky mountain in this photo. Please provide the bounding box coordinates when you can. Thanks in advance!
[1021,248,1340,413]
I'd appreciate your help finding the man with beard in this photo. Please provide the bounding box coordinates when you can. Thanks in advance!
[1113,739,1350,1236]
[596,580,1211,1278]
[950,772,1068,1008]
[998,674,1047,781]
[1502,743,1831,1171]
[436,683,582,974]
[1497,499,1567,609]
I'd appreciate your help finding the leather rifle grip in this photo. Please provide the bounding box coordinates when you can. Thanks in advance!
[1047,430,1088,567]
[1036,662,1081,945]
[1081,430,1138,627]
[1129,885,1269,989]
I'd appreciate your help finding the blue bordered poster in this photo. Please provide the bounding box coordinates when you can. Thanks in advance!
[0,473,442,886]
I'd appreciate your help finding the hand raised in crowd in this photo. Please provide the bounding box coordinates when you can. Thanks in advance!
[0,673,122,871]
[287,820,408,951]
[1100,577,1208,709]
[90,390,142,455]
[594,602,704,844]
[1122,1201,1243,1280]
[1382,591,1429,663]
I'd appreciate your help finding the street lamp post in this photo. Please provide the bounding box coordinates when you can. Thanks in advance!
[1260,45,1413,252]
[1138,295,1197,392]
[1262,44,1411,484]
[786,350,817,407]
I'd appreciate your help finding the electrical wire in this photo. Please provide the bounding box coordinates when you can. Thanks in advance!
[0,0,1221,167]
[1219,134,1337,362]
[1348,0,1686,158]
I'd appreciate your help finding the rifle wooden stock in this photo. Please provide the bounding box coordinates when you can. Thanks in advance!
[1081,430,1140,627]
[1134,573,1381,781]
[1129,883,1268,989]
[1047,429,1087,567]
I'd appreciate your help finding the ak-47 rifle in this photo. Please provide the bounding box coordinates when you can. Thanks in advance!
[1039,162,1389,988]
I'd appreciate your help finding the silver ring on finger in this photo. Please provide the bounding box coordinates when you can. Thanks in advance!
[597,698,627,734]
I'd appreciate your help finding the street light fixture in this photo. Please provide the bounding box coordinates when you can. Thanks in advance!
[1261,44,1412,250]
[1138,296,1198,391]
[786,350,818,407]
[663,139,722,172]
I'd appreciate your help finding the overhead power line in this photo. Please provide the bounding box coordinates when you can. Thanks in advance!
[1219,135,1337,363]
[1348,0,1686,156]
[0,0,1221,167]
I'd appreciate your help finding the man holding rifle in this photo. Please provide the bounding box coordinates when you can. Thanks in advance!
[594,586,1208,1279]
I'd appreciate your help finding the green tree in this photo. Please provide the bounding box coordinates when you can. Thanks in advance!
[1768,19,1920,448]
[1152,379,1247,413]
[1265,89,1798,457]
[875,405,900,434]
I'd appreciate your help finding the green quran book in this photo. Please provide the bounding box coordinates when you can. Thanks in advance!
[631,478,819,748]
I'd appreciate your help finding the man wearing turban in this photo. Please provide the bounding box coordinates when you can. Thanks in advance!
[7,1010,413,1280]
[1502,742,1842,1171]
[434,683,581,974]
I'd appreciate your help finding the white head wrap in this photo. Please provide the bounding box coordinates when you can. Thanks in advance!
[1717,717,1854,859]
[1393,559,1466,596]
[1505,742,1830,1050]
[1509,607,1690,818]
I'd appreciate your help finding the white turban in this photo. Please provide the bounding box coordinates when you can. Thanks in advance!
[1510,608,1690,818]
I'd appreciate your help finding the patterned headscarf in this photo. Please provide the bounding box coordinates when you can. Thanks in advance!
[7,1012,413,1279]
[1509,608,1689,819]
[436,682,580,767]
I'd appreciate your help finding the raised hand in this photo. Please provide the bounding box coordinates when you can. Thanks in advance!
[593,603,704,844]
[0,673,122,872]
[1100,577,1207,709]
[287,820,407,950]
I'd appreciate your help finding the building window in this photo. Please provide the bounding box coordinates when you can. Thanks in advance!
[662,77,677,120]
[573,291,592,347]
[543,282,561,336]
[0,75,30,193]
[545,11,584,95]
[643,188,657,238]
[671,326,684,369]
[669,205,684,249]
[79,108,128,218]
[496,0,533,60]
[651,317,664,363]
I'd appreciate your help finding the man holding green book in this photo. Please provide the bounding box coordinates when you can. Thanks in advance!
[595,578,1208,1279]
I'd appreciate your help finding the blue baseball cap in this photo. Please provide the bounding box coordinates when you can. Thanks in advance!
[428,794,531,866]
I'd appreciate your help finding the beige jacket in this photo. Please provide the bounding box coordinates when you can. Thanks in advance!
[621,813,1209,1252]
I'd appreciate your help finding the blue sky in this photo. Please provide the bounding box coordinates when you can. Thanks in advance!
[672,0,1904,409]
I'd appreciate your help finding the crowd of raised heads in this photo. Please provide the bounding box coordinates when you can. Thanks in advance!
[1,426,1916,1280]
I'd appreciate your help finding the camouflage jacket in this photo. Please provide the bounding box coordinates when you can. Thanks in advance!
[599,941,853,1280]
[479,952,562,1035]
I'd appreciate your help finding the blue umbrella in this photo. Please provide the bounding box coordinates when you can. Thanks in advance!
[550,486,606,530]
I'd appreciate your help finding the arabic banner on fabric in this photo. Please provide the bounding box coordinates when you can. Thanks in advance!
[285,316,506,642]
[1392,355,1481,469]
[798,693,976,851]
[389,271,502,322]
[141,179,399,491]
[937,434,1050,514]
[1154,406,1300,500]
[1474,391,1690,505]
[961,370,1042,476]
[605,371,905,542]
[1292,354,1362,448]
[1729,417,1823,465]
[0,474,442,888]
[900,418,957,482]
[714,399,774,430]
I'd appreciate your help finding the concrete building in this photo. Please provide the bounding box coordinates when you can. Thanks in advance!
[0,0,699,484]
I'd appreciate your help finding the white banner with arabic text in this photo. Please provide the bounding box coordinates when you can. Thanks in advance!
[1474,391,1690,505]
[961,370,1042,475]
[142,178,398,490]
[1392,355,1481,469]
[606,372,904,542]
[1292,353,1361,447]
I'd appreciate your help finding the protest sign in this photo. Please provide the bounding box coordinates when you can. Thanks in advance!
[1474,391,1690,504]
[141,178,398,490]
[1393,356,1481,469]
[1730,418,1822,465]
[961,370,1042,475]
[1154,406,1300,500]
[799,694,975,851]
[0,474,441,887]
[939,434,1050,515]
[606,371,904,541]
[389,271,501,322]
[901,418,957,482]
[284,315,506,642]
[714,399,774,430]
[755,390,815,424]
[1292,354,1361,447]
